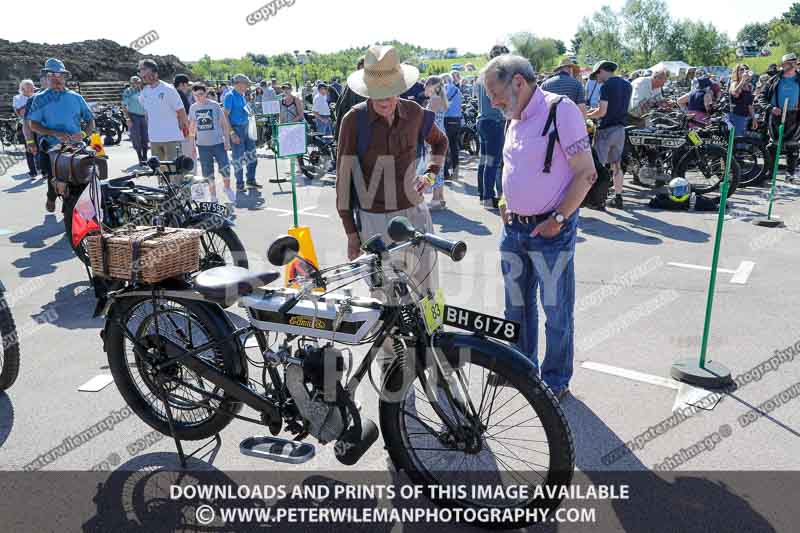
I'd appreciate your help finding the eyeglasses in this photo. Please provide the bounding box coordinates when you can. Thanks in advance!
[46,72,66,79]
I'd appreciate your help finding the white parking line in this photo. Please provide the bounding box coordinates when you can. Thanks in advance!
[581,361,680,390]
[264,206,329,218]
[667,260,755,284]
[78,375,114,392]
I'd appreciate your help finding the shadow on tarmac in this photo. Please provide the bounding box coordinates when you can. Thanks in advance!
[32,280,100,330]
[561,396,776,532]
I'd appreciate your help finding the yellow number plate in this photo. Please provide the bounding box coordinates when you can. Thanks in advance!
[421,289,446,334]
[687,131,703,146]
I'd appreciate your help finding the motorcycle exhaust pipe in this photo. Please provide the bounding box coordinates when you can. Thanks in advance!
[334,417,379,466]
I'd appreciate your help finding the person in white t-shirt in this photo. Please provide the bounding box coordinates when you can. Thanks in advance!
[312,84,332,135]
[13,79,38,177]
[137,59,189,178]
[628,69,668,127]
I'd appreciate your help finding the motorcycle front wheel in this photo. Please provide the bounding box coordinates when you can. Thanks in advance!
[673,144,740,197]
[735,138,770,187]
[379,337,574,529]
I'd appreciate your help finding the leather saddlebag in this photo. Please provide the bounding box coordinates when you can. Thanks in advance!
[48,145,108,184]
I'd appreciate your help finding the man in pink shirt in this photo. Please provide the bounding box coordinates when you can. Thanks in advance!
[481,55,597,400]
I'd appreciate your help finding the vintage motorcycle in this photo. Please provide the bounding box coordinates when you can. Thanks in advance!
[460,98,479,156]
[100,217,574,529]
[94,105,124,146]
[623,112,740,197]
[73,156,248,273]
[0,280,20,391]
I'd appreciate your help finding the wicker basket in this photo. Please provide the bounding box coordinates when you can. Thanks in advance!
[85,226,204,283]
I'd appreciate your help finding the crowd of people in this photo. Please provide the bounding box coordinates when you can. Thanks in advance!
[9,45,800,405]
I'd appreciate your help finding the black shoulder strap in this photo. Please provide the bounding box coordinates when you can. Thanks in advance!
[542,96,565,174]
[419,109,435,145]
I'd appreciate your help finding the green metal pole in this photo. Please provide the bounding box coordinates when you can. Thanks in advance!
[290,157,299,228]
[698,125,736,369]
[767,121,786,221]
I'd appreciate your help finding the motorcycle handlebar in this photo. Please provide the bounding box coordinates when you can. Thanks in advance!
[387,216,467,262]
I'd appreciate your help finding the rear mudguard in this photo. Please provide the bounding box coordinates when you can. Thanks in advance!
[100,280,248,379]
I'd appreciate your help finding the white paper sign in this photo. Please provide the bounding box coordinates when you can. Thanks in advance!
[277,123,307,157]
[263,99,280,115]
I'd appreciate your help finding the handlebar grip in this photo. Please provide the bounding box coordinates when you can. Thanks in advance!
[278,293,302,314]
[423,234,467,262]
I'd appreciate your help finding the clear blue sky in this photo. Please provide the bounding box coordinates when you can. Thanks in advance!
[2,0,794,60]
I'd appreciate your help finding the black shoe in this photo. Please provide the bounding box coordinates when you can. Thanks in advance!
[555,387,570,402]
[236,185,246,193]
[247,182,263,189]
[607,195,623,209]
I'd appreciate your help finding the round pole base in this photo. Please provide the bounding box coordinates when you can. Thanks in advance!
[671,358,733,389]
[752,218,785,228]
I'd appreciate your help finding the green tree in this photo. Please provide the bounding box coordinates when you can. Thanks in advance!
[682,20,733,66]
[770,20,800,53]
[509,32,560,71]
[622,0,671,67]
[737,22,770,47]
[554,40,567,55]
[784,2,800,25]
[574,6,627,66]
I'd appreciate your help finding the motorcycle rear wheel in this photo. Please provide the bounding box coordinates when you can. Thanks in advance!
[673,144,740,197]
[106,295,245,440]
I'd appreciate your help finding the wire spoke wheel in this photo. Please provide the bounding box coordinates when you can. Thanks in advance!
[122,299,224,428]
[381,345,574,528]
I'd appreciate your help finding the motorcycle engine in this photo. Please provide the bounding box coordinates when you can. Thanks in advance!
[284,344,348,444]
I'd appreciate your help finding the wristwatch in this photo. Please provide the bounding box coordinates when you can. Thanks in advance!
[551,211,566,224]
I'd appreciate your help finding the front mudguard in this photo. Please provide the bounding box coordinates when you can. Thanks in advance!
[185,210,235,230]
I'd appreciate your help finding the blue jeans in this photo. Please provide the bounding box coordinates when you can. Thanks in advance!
[500,211,578,392]
[727,113,749,138]
[478,119,505,201]
[198,143,230,179]
[315,117,332,135]
[231,123,257,187]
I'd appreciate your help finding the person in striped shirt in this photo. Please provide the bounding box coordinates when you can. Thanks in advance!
[541,58,586,116]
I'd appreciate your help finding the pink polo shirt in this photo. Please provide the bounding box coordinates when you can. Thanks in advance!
[502,88,590,216]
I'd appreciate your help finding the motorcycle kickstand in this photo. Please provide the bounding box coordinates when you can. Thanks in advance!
[156,377,188,469]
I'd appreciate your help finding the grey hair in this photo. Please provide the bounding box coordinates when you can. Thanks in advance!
[652,68,668,80]
[441,73,453,84]
[480,54,537,85]
[18,79,35,93]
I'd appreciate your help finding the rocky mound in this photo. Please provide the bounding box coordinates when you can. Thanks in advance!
[0,38,190,81]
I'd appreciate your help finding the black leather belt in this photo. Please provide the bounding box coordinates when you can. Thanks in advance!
[508,211,553,225]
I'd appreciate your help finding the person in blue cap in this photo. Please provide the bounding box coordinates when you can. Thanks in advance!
[27,58,95,223]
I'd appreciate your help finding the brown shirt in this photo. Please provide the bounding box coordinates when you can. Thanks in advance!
[336,99,448,235]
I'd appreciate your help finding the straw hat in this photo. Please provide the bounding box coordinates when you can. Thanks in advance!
[347,45,419,99]
[554,58,580,76]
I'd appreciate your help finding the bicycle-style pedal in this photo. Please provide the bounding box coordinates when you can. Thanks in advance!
[239,436,315,464]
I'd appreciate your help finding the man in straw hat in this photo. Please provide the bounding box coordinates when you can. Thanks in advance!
[336,45,449,296]
[757,52,800,182]
[541,58,586,115]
